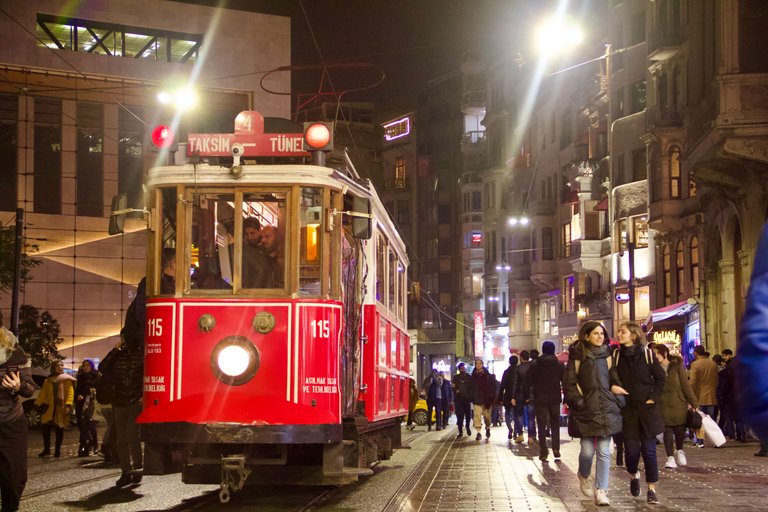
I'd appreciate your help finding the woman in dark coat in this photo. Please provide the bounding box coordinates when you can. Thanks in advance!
[75,359,100,456]
[0,325,36,512]
[650,343,698,469]
[564,321,623,507]
[613,322,666,505]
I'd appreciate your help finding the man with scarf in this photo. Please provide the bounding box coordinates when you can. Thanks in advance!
[427,372,452,431]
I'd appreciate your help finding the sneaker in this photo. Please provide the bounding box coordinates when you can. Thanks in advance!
[528,437,536,444]
[485,428,491,439]
[676,450,687,466]
[630,473,640,497]
[553,451,561,460]
[476,432,482,441]
[595,488,610,506]
[115,473,132,488]
[515,434,524,444]
[466,428,471,437]
[37,450,50,458]
[539,453,548,461]
[508,431,513,440]
[131,471,142,484]
[427,425,432,432]
[664,456,677,469]
[578,474,595,498]
[755,450,768,457]
[695,440,704,448]
[456,432,463,439]
[647,489,659,504]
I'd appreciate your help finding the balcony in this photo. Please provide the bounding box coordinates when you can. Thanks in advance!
[647,25,685,61]
[565,160,600,193]
[645,105,684,131]
[569,238,609,274]
[384,177,408,191]
[717,73,768,130]
[460,130,487,153]
[462,90,487,116]
[530,259,557,291]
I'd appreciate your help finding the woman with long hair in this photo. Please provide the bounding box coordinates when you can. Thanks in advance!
[650,342,698,468]
[613,322,667,505]
[75,359,100,456]
[34,361,76,458]
[564,321,623,506]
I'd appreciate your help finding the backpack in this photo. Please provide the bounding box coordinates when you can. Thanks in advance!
[612,346,654,366]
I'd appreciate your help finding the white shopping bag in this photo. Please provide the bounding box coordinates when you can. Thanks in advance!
[698,411,727,447]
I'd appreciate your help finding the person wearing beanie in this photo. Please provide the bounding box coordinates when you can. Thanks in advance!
[523,341,565,462]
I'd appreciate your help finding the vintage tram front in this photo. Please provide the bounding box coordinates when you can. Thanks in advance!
[129,113,410,501]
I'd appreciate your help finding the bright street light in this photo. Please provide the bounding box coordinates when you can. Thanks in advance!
[534,16,584,57]
[156,86,198,112]
[508,216,530,226]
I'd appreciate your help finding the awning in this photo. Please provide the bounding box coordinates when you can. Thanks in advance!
[593,197,609,211]
[650,300,697,323]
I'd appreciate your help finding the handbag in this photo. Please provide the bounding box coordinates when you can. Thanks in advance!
[686,408,702,430]
[567,411,582,438]
[698,411,726,447]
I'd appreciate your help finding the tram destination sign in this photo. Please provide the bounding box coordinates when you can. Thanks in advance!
[187,110,310,157]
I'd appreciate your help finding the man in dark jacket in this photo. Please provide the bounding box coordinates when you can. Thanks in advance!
[452,363,473,438]
[516,351,535,444]
[498,355,518,441]
[524,341,565,461]
[471,359,496,440]
[426,373,452,431]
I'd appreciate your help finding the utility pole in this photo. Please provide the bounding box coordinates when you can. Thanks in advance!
[626,229,635,322]
[10,208,23,335]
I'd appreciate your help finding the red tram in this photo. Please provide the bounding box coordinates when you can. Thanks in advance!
[117,112,410,502]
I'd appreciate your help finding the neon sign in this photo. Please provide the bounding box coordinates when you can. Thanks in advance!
[383,117,411,141]
[652,330,681,347]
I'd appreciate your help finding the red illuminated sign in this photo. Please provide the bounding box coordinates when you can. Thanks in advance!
[471,232,482,246]
[187,111,310,157]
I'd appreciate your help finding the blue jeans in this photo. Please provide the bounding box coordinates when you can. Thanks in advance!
[513,404,524,436]
[455,399,472,433]
[626,436,659,483]
[524,403,537,438]
[579,436,612,490]
[504,405,514,432]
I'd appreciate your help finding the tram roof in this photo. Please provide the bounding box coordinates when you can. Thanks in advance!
[145,163,408,264]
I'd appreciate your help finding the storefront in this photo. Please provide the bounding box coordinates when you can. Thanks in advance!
[645,300,700,367]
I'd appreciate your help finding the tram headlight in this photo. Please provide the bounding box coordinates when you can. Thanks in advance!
[210,336,260,386]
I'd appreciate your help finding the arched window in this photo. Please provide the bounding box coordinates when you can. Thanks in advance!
[676,240,685,300]
[663,244,671,305]
[690,236,700,295]
[670,146,681,198]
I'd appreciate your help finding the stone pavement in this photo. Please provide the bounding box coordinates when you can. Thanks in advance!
[398,425,768,511]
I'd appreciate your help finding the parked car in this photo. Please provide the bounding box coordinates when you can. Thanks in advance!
[20,366,78,428]
[410,398,437,426]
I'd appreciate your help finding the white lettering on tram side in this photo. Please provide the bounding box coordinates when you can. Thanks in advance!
[302,376,337,394]
[143,375,166,392]
[270,134,303,153]
[188,136,231,153]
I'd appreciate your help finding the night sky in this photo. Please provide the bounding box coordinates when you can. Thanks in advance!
[176,0,604,113]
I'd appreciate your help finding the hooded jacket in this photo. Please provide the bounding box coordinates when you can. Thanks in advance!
[563,342,623,438]
[0,327,35,423]
[738,222,768,443]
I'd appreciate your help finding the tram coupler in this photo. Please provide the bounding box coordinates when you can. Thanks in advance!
[219,455,251,503]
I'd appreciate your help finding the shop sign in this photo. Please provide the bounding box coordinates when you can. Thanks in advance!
[615,289,630,304]
[652,330,681,348]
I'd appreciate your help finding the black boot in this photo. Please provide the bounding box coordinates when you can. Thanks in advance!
[38,449,50,458]
[78,443,87,457]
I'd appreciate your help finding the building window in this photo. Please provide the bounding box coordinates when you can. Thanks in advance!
[394,157,406,189]
[663,244,671,305]
[523,299,531,331]
[563,275,575,313]
[36,14,201,63]
[670,146,681,198]
[691,236,700,296]
[118,106,144,214]
[0,94,17,211]
[676,240,685,300]
[633,217,649,248]
[630,80,647,114]
[34,98,62,214]
[542,227,554,260]
[630,11,645,45]
[632,148,647,181]
[616,153,626,185]
[76,102,103,217]
[561,222,572,258]
[471,191,481,210]
[613,89,625,119]
[397,199,410,225]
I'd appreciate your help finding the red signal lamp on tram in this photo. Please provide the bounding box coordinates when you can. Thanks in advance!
[303,122,334,151]
[151,124,176,150]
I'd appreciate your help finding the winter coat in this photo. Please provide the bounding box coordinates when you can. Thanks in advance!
[738,222,768,442]
[471,368,496,408]
[427,377,453,405]
[563,342,623,438]
[523,354,564,405]
[498,364,517,407]
[408,380,419,412]
[99,343,143,407]
[76,368,100,400]
[35,373,76,428]
[659,356,698,426]
[613,344,666,440]
[452,372,473,402]
[515,361,532,401]
[721,358,741,420]
[689,356,718,406]
[0,329,36,424]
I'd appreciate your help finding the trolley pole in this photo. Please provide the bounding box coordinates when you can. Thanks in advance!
[10,208,23,335]
[626,230,636,322]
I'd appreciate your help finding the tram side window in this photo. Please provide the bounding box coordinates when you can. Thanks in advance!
[300,187,323,296]
[190,193,234,290]
[376,233,385,305]
[242,192,286,289]
[388,249,396,312]
[159,187,177,295]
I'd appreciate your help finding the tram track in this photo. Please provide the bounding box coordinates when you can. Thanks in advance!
[21,470,122,501]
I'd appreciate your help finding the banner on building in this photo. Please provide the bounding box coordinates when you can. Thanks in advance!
[473,311,483,358]
[455,312,465,358]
